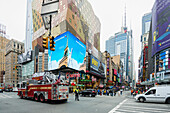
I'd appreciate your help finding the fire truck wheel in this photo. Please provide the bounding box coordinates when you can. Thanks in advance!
[40,94,45,103]
[34,94,39,101]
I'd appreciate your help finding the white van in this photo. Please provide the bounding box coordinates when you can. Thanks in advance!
[135,85,170,103]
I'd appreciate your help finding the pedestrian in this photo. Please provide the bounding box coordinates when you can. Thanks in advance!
[118,90,120,96]
[131,89,133,95]
[102,89,104,95]
[138,89,140,94]
[75,87,79,101]
[120,89,123,95]
[114,90,116,96]
[97,89,100,95]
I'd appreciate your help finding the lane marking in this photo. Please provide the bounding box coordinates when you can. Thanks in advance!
[0,94,13,98]
[3,94,13,98]
[0,95,5,98]
[108,99,128,113]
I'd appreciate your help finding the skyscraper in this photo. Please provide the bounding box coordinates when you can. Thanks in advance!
[25,0,33,52]
[106,27,133,82]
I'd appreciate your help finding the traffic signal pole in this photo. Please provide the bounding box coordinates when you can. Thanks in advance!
[49,15,52,37]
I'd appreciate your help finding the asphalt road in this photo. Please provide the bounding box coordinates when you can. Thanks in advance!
[0,91,170,113]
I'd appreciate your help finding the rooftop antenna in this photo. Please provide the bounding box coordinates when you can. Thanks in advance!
[124,4,126,27]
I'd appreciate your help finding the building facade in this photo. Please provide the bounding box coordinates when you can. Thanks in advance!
[5,39,24,87]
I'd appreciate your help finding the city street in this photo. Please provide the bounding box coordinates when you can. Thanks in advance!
[0,91,170,113]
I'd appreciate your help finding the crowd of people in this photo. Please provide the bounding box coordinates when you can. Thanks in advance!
[131,88,148,97]
[97,88,123,96]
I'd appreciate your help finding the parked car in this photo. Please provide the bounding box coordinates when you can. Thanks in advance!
[135,85,170,104]
[0,89,3,93]
[81,89,97,97]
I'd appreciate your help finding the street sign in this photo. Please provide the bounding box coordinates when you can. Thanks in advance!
[41,0,59,16]
[41,0,59,29]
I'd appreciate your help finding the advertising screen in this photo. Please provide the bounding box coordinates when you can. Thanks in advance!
[48,31,86,70]
[90,55,105,76]
[152,0,170,56]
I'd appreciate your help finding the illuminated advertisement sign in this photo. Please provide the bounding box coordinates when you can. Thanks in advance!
[48,31,86,70]
[90,55,105,76]
[107,58,109,75]
[114,69,117,75]
[152,0,170,56]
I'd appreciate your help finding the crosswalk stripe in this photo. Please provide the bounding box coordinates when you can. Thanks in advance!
[124,103,169,108]
[121,105,170,112]
[108,99,128,113]
[116,109,145,113]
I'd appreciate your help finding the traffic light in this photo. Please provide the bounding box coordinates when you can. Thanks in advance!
[43,37,48,49]
[15,65,17,70]
[49,36,55,51]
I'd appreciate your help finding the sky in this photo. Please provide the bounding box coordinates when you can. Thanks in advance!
[0,0,155,77]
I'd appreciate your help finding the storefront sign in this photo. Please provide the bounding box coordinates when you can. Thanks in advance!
[66,73,80,78]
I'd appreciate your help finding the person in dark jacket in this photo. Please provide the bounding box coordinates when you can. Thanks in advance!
[75,87,79,101]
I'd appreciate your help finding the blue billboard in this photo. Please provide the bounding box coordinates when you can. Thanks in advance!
[152,0,170,56]
[48,31,86,70]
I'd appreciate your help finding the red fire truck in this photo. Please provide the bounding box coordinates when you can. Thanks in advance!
[17,71,69,102]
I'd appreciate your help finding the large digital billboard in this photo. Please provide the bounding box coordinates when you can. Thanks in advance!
[90,55,105,76]
[48,31,86,71]
[152,0,170,56]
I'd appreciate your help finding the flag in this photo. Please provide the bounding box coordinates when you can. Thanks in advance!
[55,73,61,84]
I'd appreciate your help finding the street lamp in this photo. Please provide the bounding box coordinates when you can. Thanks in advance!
[41,0,59,36]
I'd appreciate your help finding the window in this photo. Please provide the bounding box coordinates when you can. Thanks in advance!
[145,89,156,95]
[63,5,65,9]
[70,5,72,10]
[144,37,146,41]
[69,18,72,23]
[72,14,74,19]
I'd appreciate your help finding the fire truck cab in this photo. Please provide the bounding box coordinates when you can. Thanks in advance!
[18,71,69,102]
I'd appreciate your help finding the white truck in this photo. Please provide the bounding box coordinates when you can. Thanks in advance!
[135,85,170,103]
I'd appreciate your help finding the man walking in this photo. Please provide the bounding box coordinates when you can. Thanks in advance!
[75,87,79,101]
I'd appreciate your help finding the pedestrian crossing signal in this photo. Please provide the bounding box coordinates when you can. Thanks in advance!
[50,36,55,51]
[43,37,48,49]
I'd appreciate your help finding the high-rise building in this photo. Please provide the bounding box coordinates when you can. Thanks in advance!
[138,12,151,82]
[106,26,133,82]
[0,25,9,83]
[25,0,33,52]
[5,39,24,87]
